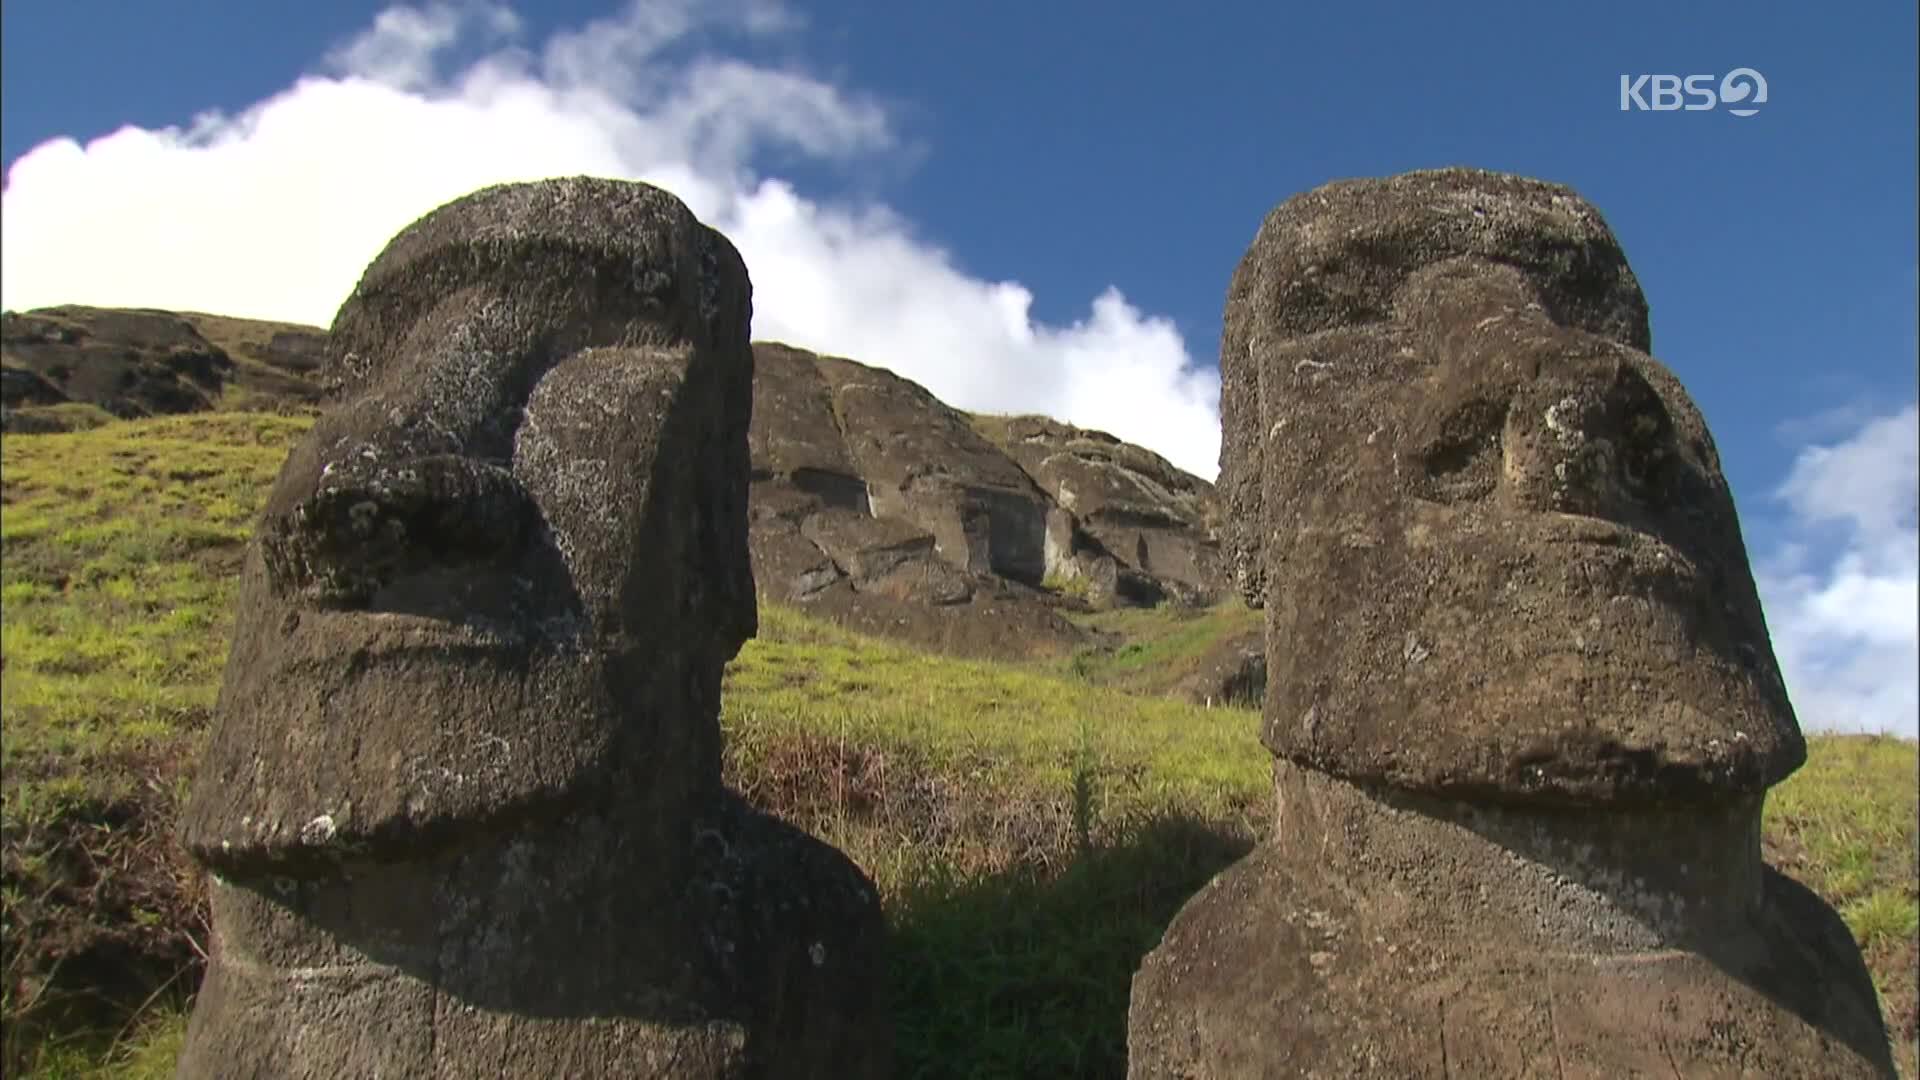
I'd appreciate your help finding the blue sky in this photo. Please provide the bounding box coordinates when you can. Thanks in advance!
[3,1,1914,735]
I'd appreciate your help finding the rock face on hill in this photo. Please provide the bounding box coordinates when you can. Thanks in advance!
[2,302,1229,659]
[175,177,889,1078]
[1127,168,1897,1077]
[0,306,325,431]
[975,413,1223,606]
[748,342,1226,659]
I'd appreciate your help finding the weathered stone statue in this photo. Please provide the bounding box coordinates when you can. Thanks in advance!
[1128,168,1895,1077]
[175,178,888,1078]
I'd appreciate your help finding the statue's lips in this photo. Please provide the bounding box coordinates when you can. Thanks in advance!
[269,605,586,667]
[1390,503,1758,705]
[192,605,607,874]
[1308,505,1795,801]
[1401,503,1706,606]
[1276,500,1788,801]
[1534,513,1705,603]
[1537,511,1688,547]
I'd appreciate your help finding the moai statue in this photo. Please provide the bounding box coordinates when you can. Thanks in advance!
[176,177,888,1078]
[1128,168,1895,1078]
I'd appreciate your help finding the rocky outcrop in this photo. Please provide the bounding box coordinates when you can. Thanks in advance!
[0,306,325,431]
[973,414,1224,606]
[1127,168,1896,1077]
[749,342,1227,659]
[748,342,1083,660]
[818,350,1051,586]
[175,178,888,1078]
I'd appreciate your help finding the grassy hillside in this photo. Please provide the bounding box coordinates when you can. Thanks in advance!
[3,414,1914,1077]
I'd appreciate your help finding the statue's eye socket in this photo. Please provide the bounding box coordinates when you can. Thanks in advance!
[1619,412,1670,493]
[1418,399,1506,503]
[1608,367,1673,497]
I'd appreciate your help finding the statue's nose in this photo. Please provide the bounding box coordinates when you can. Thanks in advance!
[259,450,540,607]
[1503,358,1678,526]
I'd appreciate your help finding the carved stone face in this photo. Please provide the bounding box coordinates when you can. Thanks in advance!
[1221,170,1803,805]
[179,178,757,872]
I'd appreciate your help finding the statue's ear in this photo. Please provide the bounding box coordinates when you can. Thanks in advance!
[514,344,756,655]
[1218,319,1265,610]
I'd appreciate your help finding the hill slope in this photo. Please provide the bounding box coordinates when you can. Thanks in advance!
[1,306,325,431]
[1,307,1231,662]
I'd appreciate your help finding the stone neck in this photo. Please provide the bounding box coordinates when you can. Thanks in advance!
[1268,757,1766,953]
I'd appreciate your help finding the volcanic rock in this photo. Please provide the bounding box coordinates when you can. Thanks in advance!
[977,414,1224,605]
[747,342,1234,659]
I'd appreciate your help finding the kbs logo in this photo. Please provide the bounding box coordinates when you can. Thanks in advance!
[1619,69,1768,117]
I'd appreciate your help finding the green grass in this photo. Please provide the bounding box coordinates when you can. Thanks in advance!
[1,414,303,1076]
[2,412,303,776]
[1057,600,1263,701]
[1040,570,1094,600]
[721,609,1265,1076]
[3,997,190,1080]
[1,402,119,434]
[728,606,1265,830]
[1764,733,1920,1074]
[3,411,1915,1077]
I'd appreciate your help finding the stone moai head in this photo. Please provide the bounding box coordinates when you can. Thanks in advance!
[179,177,758,875]
[1218,168,1804,805]
[1129,170,1894,1080]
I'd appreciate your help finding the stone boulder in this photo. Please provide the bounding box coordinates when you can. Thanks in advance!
[175,178,888,1078]
[816,350,1051,585]
[1128,168,1896,1077]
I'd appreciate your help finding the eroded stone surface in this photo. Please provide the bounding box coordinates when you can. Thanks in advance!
[1219,167,1799,805]
[984,414,1224,605]
[748,342,1079,660]
[745,342,1233,659]
[175,177,887,1078]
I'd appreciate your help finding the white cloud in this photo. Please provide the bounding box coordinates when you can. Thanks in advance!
[1755,404,1919,738]
[0,0,1222,479]
[322,2,523,92]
